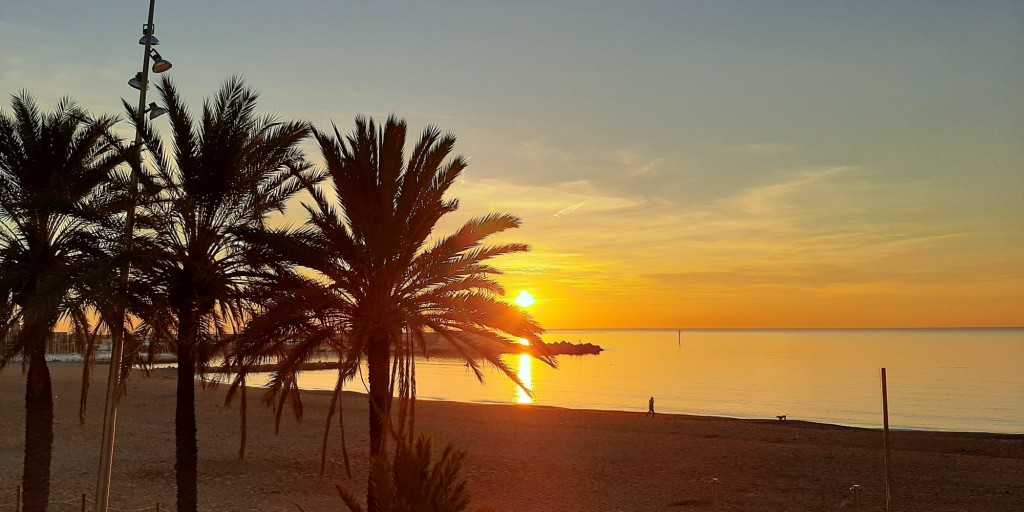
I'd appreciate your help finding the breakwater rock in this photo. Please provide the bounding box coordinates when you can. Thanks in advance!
[531,340,603,356]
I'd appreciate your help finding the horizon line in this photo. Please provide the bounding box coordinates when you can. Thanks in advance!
[543,326,1024,332]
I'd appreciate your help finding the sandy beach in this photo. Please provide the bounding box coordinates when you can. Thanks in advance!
[1,363,1021,512]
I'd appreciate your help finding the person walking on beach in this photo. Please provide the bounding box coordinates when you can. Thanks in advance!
[647,396,656,417]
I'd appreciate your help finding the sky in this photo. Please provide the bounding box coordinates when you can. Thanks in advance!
[2,1,1022,329]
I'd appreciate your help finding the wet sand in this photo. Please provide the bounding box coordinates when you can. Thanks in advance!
[1,363,1021,511]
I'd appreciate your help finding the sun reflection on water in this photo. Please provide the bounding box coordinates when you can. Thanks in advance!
[515,353,533,404]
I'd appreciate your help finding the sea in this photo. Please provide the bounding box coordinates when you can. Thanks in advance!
[253,328,1023,434]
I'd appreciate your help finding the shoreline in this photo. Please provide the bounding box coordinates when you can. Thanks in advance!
[347,392,1024,439]
[177,360,1022,436]
[2,363,1023,511]
[402,392,1024,437]
[19,359,1024,436]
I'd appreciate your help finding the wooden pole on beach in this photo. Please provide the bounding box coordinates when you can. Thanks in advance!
[710,478,720,511]
[881,368,894,512]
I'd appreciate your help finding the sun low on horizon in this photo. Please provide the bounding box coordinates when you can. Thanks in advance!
[513,291,536,350]
[513,291,536,309]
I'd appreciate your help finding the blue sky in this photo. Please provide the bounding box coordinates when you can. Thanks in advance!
[3,1,1022,327]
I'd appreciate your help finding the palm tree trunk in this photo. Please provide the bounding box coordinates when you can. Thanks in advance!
[175,309,199,512]
[22,348,53,512]
[366,336,390,512]
[367,336,391,457]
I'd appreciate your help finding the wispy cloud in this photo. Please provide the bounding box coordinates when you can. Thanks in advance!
[448,178,643,220]
[614,149,663,177]
[553,200,587,218]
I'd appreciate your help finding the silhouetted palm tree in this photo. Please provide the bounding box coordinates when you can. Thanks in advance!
[233,116,550,512]
[129,76,311,512]
[0,93,127,512]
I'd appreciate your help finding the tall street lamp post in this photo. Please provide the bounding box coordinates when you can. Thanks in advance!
[93,0,171,510]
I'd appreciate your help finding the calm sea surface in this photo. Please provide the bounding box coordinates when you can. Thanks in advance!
[260,329,1023,434]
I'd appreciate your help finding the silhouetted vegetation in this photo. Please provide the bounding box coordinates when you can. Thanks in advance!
[125,76,312,512]
[2,83,546,512]
[336,434,479,512]
[228,115,550,511]
[0,92,129,512]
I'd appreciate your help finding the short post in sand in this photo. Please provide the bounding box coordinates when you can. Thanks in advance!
[850,484,862,509]
[710,478,720,511]
[881,368,894,512]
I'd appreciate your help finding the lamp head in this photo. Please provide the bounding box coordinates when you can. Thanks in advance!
[146,102,168,120]
[139,23,159,46]
[128,72,145,91]
[150,50,173,73]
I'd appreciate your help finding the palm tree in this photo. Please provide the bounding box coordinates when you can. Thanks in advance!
[233,116,551,511]
[129,76,311,512]
[0,93,127,512]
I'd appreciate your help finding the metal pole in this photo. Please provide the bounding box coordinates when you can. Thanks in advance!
[94,1,156,510]
[881,368,894,512]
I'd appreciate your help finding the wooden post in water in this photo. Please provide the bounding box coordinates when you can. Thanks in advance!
[15,485,21,512]
[881,368,894,512]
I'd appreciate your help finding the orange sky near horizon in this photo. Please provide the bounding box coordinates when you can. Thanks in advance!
[502,280,1023,330]
[493,232,1023,330]
[482,189,1024,330]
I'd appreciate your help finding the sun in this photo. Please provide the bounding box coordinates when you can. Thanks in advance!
[514,290,536,308]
